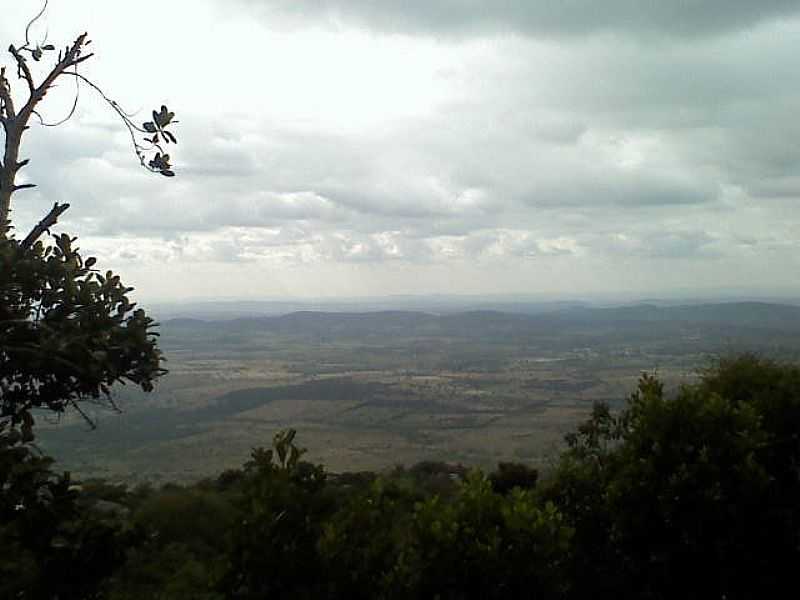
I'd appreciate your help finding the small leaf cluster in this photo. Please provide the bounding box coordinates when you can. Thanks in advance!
[29,43,56,62]
[142,105,177,176]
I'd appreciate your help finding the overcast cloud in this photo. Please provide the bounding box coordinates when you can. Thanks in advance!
[240,0,800,38]
[2,0,800,301]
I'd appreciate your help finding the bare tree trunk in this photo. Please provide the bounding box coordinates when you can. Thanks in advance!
[0,119,25,231]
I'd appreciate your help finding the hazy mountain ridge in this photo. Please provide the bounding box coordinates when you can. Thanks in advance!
[160,301,800,342]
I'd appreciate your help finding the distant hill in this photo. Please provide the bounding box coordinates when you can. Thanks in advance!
[159,302,800,350]
[150,298,591,321]
[570,302,800,327]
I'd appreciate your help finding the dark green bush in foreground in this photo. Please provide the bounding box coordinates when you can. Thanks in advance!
[3,354,800,598]
[543,354,800,600]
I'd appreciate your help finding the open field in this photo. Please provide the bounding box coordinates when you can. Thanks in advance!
[37,302,800,482]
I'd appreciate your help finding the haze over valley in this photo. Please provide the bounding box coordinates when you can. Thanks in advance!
[39,297,800,481]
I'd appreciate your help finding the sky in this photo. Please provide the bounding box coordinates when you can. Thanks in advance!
[2,0,800,302]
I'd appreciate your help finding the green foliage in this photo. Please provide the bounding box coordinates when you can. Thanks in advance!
[6,355,800,598]
[0,228,164,598]
[142,105,179,177]
[545,355,800,599]
[1,10,175,596]
[218,431,570,599]
[406,471,571,600]
[320,477,419,598]
[489,461,539,495]
[224,428,330,599]
[0,234,164,428]
[0,423,127,599]
[108,487,235,600]
[109,543,225,600]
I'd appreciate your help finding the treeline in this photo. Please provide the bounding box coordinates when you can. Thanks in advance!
[2,354,800,599]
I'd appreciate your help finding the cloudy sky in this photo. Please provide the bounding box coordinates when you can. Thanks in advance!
[2,1,800,302]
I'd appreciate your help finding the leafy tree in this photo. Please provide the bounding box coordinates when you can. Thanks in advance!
[0,2,178,432]
[223,429,331,599]
[544,355,800,600]
[407,471,571,599]
[0,5,178,597]
[320,477,419,599]
[0,421,129,599]
[108,487,235,600]
[1,0,177,232]
[0,234,164,431]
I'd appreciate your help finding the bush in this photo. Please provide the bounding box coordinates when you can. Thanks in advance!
[490,461,539,495]
[0,424,127,599]
[545,355,800,599]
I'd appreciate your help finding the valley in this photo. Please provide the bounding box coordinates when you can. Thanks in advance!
[37,301,800,482]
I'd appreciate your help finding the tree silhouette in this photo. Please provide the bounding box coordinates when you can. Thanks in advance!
[0,2,177,434]
[0,0,178,238]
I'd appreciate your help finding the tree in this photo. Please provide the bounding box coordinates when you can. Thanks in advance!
[0,421,130,600]
[1,5,179,595]
[544,355,800,600]
[224,429,331,599]
[1,0,178,235]
[0,234,165,431]
[0,1,178,433]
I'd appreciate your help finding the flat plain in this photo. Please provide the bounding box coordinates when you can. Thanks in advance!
[38,302,800,482]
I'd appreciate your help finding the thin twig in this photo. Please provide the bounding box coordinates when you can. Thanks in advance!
[61,71,164,172]
[24,0,49,48]
[70,398,97,430]
[31,66,80,127]
[18,33,92,124]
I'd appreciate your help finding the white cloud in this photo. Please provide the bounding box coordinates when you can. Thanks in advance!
[2,1,800,299]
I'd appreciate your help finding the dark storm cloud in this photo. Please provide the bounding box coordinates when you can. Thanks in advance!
[240,0,800,38]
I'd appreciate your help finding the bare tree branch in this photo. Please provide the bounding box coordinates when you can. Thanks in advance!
[61,71,173,174]
[18,33,92,123]
[8,45,34,94]
[31,68,79,127]
[70,398,97,430]
[20,201,69,249]
[1,4,178,234]
[1,33,92,229]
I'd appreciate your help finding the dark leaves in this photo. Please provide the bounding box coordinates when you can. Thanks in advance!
[141,105,178,175]
[0,234,166,424]
[29,44,55,62]
[153,105,175,128]
[147,152,174,176]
